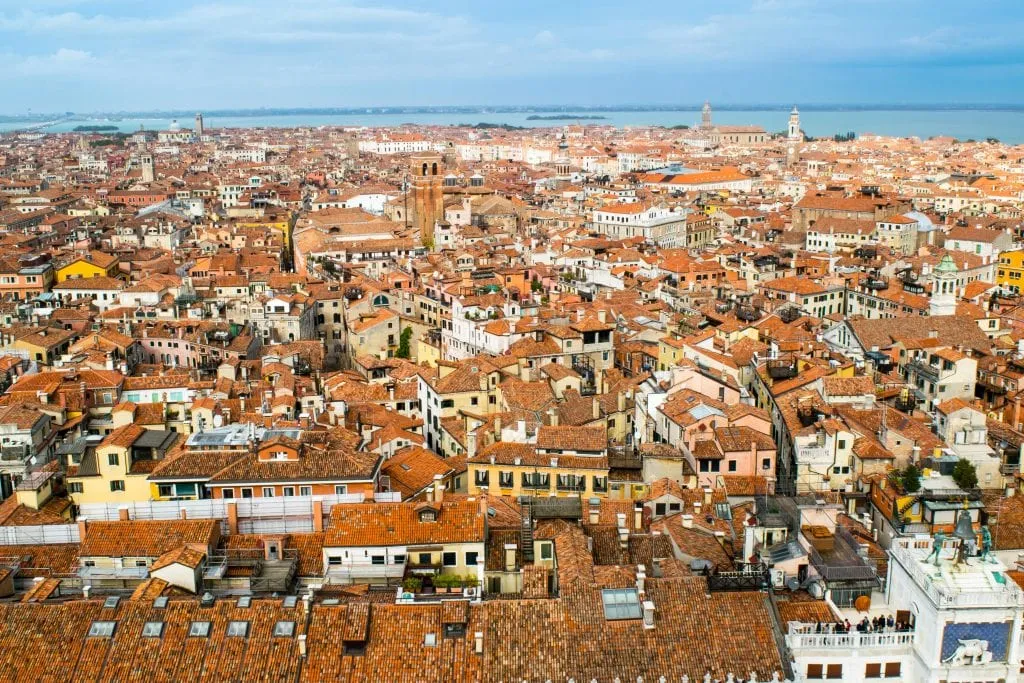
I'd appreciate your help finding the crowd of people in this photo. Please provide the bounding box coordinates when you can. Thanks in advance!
[811,615,914,635]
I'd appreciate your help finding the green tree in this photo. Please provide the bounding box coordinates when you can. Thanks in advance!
[396,326,413,359]
[952,459,978,490]
[901,464,921,493]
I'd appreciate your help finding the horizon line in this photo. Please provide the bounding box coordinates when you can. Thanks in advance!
[5,102,1024,118]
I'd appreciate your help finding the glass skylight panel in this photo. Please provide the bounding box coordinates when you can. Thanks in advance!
[601,588,642,620]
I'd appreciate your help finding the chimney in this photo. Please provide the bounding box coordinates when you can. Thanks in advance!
[617,391,626,414]
[618,527,629,550]
[597,309,607,324]
[312,500,324,532]
[687,431,695,453]
[474,632,484,655]
[118,507,130,522]
[494,415,502,439]
[633,502,643,531]
[180,509,188,520]
[82,585,91,599]
[297,634,307,657]
[682,514,694,529]
[478,488,488,516]
[77,517,88,540]
[467,431,477,460]
[433,475,444,503]
[592,398,601,421]
[703,487,712,506]
[636,564,646,595]
[589,505,600,525]
[548,407,558,427]
[642,600,656,629]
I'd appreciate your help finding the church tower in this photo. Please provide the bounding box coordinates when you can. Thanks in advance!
[701,101,712,130]
[195,112,205,138]
[788,106,802,142]
[929,254,958,316]
[140,153,155,183]
[410,152,444,248]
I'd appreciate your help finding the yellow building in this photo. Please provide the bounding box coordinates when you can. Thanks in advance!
[233,212,294,250]
[67,425,180,505]
[55,250,120,283]
[10,327,76,364]
[997,249,1024,293]
[466,426,611,498]
[467,444,610,499]
[658,335,686,372]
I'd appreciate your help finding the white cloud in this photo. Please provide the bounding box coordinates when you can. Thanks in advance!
[10,48,97,76]
[533,30,557,46]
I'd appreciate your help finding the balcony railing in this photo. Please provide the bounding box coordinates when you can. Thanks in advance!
[77,565,149,580]
[786,624,916,651]
[906,359,952,382]
[324,563,406,583]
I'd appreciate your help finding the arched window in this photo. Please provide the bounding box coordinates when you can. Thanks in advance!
[422,163,428,177]
[431,162,438,176]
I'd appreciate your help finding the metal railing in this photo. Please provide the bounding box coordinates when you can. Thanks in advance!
[77,565,149,580]
[786,624,915,650]
[905,359,951,382]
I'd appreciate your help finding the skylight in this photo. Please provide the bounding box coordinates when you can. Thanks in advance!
[142,621,164,638]
[601,588,642,620]
[226,621,249,638]
[189,621,211,638]
[273,621,296,637]
[88,621,117,638]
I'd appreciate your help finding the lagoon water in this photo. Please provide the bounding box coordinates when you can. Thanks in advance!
[4,109,1024,143]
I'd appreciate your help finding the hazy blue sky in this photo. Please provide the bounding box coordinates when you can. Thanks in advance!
[1,0,1022,112]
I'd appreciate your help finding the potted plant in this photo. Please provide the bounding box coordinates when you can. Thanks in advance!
[402,577,422,592]
[435,574,455,593]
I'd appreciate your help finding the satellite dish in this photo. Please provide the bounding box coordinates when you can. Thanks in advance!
[808,581,824,598]
[785,578,800,592]
[213,414,224,428]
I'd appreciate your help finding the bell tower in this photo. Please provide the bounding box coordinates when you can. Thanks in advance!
[410,152,444,248]
[788,106,802,142]
[930,254,958,316]
[701,101,712,130]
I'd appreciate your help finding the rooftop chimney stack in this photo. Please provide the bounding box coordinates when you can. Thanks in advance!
[433,474,444,503]
[642,600,656,629]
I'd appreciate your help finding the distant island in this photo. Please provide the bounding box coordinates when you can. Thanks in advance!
[526,114,607,121]
[73,125,119,132]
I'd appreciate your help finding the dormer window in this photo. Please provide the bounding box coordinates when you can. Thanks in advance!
[419,510,437,523]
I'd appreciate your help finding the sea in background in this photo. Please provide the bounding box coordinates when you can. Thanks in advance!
[3,108,1024,143]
